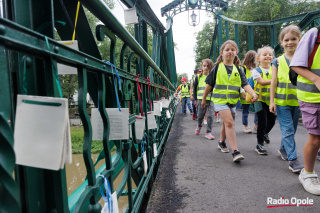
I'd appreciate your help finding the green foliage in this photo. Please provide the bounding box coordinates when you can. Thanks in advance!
[194,21,215,67]
[71,126,115,154]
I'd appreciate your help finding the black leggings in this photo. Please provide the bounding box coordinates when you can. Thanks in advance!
[257,101,276,144]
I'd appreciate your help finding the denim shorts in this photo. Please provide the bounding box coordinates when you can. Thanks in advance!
[214,103,236,114]
[299,100,320,135]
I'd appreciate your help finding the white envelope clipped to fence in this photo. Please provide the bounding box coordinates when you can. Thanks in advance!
[161,98,170,108]
[14,95,72,171]
[57,40,78,74]
[124,7,138,25]
[147,111,157,129]
[130,115,146,140]
[153,101,161,116]
[91,108,129,140]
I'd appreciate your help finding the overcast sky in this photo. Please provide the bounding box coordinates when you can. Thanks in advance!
[111,0,214,80]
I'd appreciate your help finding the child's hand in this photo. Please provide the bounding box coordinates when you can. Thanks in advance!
[190,96,194,101]
[251,94,258,102]
[201,100,206,109]
[269,103,276,114]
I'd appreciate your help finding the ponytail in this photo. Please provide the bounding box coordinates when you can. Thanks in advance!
[214,55,223,66]
[233,55,241,66]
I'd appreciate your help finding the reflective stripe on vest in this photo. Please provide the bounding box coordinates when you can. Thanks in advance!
[274,55,298,106]
[297,28,320,103]
[197,75,212,100]
[180,84,190,98]
[256,66,272,105]
[212,63,241,105]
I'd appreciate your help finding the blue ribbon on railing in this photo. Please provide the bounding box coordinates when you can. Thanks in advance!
[142,135,146,153]
[104,61,121,111]
[99,175,113,213]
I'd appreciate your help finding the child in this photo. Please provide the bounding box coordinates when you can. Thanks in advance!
[251,46,276,155]
[202,40,258,162]
[175,77,193,115]
[269,25,304,173]
[240,50,258,134]
[290,25,320,195]
[190,68,202,120]
[193,59,215,140]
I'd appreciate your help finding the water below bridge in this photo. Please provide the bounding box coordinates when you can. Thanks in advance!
[146,105,320,213]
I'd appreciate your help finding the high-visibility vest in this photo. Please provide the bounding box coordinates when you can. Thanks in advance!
[212,63,241,105]
[297,29,320,103]
[239,65,253,104]
[274,55,299,106]
[255,66,272,105]
[197,74,212,101]
[180,84,190,98]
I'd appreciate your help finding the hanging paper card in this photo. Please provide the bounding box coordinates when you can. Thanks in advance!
[130,115,146,140]
[166,110,171,119]
[153,143,158,158]
[162,99,170,108]
[159,100,162,112]
[153,101,161,116]
[124,7,138,25]
[57,40,78,74]
[147,111,157,129]
[101,191,119,213]
[143,151,148,177]
[91,108,129,140]
[14,95,71,170]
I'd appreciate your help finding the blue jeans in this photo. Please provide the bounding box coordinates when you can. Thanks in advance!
[276,105,300,161]
[182,97,193,113]
[242,104,250,125]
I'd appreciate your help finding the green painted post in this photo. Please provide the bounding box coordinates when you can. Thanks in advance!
[225,20,229,41]
[273,25,277,48]
[218,16,223,53]
[248,25,254,50]
[166,17,177,87]
[213,39,217,62]
[235,24,239,49]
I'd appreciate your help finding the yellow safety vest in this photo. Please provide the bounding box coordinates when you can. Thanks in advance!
[255,66,272,105]
[197,74,212,101]
[297,29,320,103]
[180,84,190,98]
[239,65,253,104]
[212,63,241,105]
[274,55,299,106]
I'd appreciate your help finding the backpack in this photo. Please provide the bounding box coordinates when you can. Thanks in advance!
[289,25,320,86]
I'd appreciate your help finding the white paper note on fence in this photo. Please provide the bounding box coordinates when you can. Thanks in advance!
[143,151,148,177]
[147,111,157,129]
[153,143,158,158]
[91,108,129,140]
[101,191,119,213]
[153,101,161,116]
[159,100,162,111]
[130,115,145,140]
[124,7,138,25]
[166,110,171,119]
[57,40,78,74]
[14,95,71,170]
[162,99,170,108]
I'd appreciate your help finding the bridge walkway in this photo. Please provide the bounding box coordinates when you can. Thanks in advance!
[146,105,320,213]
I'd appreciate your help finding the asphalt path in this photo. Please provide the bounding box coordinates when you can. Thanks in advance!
[146,105,320,213]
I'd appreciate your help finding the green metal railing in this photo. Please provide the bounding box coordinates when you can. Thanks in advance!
[0,0,178,212]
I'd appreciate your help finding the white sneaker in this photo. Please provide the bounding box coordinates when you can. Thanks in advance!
[243,126,252,134]
[252,126,258,134]
[299,169,320,195]
[204,119,207,125]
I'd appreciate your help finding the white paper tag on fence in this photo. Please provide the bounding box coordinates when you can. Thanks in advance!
[91,108,129,140]
[101,191,119,213]
[14,95,71,171]
[124,7,138,25]
[162,99,170,108]
[147,111,157,129]
[130,115,145,140]
[166,110,171,119]
[57,40,78,74]
[143,151,148,177]
[159,100,162,112]
[153,101,161,116]
[153,143,158,158]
